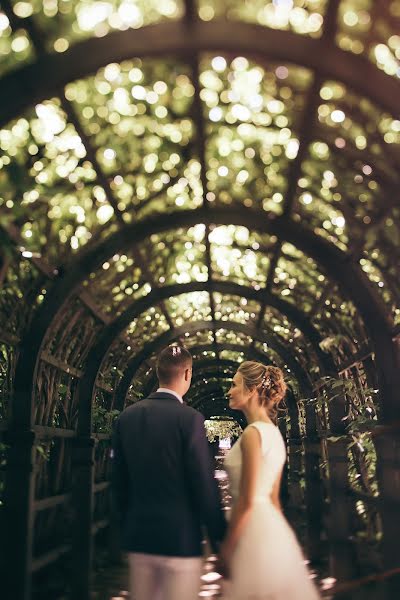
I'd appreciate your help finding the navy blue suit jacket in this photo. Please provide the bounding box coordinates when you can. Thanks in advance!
[111,392,226,556]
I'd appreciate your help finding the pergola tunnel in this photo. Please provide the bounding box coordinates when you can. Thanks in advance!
[0,1,400,599]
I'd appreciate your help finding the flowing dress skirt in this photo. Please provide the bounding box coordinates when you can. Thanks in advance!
[221,502,320,600]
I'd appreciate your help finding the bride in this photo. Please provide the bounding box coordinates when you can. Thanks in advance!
[219,361,321,600]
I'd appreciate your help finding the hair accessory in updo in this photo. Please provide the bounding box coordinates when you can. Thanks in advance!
[260,373,271,390]
[171,346,182,356]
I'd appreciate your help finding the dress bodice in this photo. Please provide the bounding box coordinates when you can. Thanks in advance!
[224,421,286,503]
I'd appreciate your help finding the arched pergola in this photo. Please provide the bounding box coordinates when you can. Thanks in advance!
[1,2,400,599]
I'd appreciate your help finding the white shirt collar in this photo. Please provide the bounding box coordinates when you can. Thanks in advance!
[156,387,184,404]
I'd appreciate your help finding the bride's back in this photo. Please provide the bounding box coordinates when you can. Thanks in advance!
[224,421,286,502]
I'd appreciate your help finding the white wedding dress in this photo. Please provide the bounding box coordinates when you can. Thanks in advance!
[222,421,321,600]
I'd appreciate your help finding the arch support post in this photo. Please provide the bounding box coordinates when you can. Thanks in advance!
[372,339,400,597]
[325,393,357,586]
[71,436,96,600]
[286,399,303,511]
[374,432,400,598]
[326,438,356,586]
[303,403,324,563]
[2,428,37,600]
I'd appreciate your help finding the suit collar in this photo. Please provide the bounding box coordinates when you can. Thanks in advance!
[156,387,183,403]
[148,391,183,403]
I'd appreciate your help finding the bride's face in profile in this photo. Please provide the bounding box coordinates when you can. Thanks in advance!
[228,372,252,411]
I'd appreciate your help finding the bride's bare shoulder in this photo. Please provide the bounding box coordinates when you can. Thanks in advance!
[241,424,264,448]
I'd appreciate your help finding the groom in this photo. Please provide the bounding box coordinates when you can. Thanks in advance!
[111,345,226,600]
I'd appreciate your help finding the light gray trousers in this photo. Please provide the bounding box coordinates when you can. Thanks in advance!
[129,552,202,600]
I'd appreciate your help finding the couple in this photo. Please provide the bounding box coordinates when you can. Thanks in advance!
[111,345,320,600]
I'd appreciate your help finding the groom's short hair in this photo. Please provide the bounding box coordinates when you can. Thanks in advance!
[156,345,192,384]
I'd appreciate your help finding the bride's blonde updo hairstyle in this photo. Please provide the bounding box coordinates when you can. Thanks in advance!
[237,361,287,420]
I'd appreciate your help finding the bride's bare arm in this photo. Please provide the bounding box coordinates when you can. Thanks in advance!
[220,426,262,569]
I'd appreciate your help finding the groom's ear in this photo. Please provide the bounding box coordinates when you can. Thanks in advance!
[184,366,192,382]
